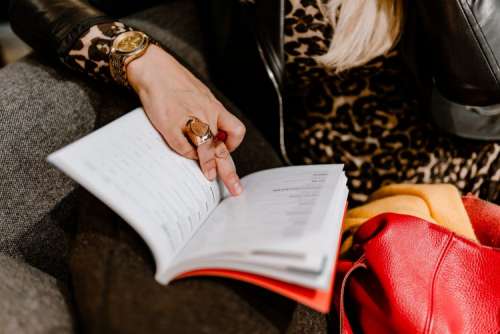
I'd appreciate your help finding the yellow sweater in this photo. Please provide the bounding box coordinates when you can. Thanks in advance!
[341,184,477,255]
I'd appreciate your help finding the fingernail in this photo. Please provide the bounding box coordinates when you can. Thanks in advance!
[232,181,243,196]
[207,168,216,180]
[215,130,228,142]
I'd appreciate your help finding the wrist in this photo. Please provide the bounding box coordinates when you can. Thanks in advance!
[127,44,169,95]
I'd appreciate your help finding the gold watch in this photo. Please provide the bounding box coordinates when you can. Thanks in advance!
[109,31,155,87]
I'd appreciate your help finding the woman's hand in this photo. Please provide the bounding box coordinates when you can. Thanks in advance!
[127,45,245,196]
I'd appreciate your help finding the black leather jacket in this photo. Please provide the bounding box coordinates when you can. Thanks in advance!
[9,0,500,159]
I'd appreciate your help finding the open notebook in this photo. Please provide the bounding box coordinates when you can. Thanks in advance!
[47,108,348,313]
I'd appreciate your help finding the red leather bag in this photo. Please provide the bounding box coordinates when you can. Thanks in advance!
[337,210,500,334]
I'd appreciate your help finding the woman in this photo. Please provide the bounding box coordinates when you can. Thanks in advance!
[9,0,500,202]
[1,0,499,332]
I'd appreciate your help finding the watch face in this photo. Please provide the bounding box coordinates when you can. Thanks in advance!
[116,32,146,53]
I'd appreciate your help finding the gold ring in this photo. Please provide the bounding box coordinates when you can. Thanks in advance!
[184,117,213,147]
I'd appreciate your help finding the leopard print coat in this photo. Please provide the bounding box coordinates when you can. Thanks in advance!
[283,0,500,205]
[63,21,134,82]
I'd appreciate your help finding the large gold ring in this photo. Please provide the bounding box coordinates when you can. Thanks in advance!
[184,117,213,147]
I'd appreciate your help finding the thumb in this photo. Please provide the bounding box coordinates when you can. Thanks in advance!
[217,108,246,152]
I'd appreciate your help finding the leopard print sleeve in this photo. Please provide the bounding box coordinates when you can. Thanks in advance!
[61,21,134,82]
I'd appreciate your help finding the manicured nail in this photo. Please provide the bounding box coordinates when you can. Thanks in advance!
[207,168,216,180]
[215,130,228,142]
[233,181,243,196]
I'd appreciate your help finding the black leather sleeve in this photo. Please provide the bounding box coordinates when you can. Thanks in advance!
[417,0,500,106]
[9,0,115,58]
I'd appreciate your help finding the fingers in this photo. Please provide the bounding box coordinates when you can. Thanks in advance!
[162,127,198,160]
[143,89,242,187]
[216,106,246,152]
[160,111,218,181]
[196,110,218,181]
[214,141,242,196]
[197,138,217,181]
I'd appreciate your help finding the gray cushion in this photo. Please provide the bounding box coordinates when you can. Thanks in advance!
[0,254,73,333]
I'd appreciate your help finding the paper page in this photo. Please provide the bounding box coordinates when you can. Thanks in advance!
[47,108,222,277]
[166,165,347,286]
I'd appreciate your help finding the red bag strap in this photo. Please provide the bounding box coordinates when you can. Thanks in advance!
[339,255,368,334]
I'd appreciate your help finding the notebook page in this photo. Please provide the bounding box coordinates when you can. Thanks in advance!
[170,165,346,278]
[47,108,222,277]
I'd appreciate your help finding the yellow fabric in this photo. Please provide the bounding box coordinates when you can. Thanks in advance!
[341,184,477,255]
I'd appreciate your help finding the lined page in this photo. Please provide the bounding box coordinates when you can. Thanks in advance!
[48,108,222,276]
[173,165,345,266]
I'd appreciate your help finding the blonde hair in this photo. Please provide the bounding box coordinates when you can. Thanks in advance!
[318,0,405,72]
